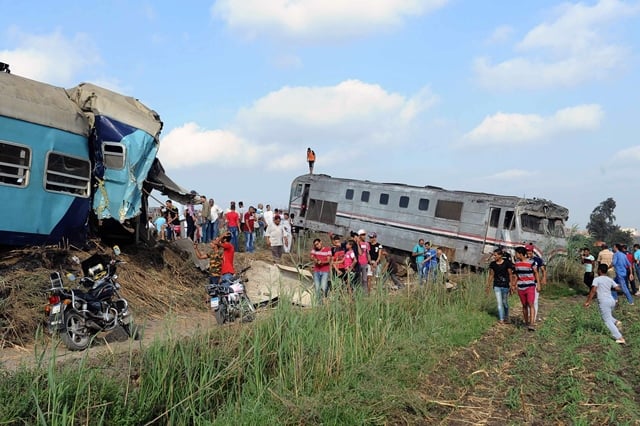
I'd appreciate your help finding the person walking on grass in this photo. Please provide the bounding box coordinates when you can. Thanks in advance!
[584,263,626,344]
[526,244,546,322]
[486,248,515,325]
[581,247,596,291]
[612,243,634,305]
[513,246,540,331]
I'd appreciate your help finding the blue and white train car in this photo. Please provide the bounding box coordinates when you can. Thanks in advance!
[67,83,163,224]
[0,71,92,246]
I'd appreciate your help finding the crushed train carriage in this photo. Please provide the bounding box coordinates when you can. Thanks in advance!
[0,69,190,247]
[288,174,569,269]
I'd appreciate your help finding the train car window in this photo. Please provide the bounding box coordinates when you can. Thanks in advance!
[0,141,31,188]
[549,219,565,237]
[521,213,546,234]
[418,198,429,211]
[44,152,91,197]
[503,210,515,230]
[379,193,389,205]
[307,198,337,225]
[399,196,409,208]
[345,189,354,200]
[293,183,303,197]
[103,142,126,169]
[361,191,370,202]
[489,208,501,227]
[435,200,463,221]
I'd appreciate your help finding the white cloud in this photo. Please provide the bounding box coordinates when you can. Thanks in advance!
[462,104,603,147]
[611,145,640,165]
[485,25,514,44]
[160,80,437,169]
[211,0,448,41]
[475,0,640,90]
[158,123,269,168]
[0,27,101,86]
[484,169,537,180]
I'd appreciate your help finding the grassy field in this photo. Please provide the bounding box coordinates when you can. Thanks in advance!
[1,270,640,424]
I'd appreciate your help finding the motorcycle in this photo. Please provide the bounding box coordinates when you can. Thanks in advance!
[44,246,139,351]
[206,267,256,325]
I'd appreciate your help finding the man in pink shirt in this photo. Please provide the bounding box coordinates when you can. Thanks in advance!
[311,238,332,304]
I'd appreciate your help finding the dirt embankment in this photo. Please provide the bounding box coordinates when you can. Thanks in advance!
[0,240,230,350]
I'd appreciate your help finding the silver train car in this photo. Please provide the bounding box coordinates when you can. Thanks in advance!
[288,174,569,269]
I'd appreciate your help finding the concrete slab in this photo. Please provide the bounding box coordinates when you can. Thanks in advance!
[244,260,314,307]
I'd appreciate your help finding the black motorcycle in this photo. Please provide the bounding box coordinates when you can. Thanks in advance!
[44,247,139,350]
[207,267,256,325]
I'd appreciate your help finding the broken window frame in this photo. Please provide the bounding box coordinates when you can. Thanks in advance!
[0,141,31,188]
[44,151,91,197]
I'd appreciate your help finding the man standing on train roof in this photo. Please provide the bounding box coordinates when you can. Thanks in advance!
[307,147,316,174]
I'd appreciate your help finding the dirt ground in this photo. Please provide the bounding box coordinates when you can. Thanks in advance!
[0,239,312,371]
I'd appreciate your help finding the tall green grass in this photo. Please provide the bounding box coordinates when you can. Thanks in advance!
[0,275,494,425]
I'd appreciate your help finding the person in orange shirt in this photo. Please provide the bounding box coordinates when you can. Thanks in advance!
[306,147,316,174]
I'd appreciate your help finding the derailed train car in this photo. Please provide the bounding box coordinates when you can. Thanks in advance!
[289,174,569,269]
[0,68,190,247]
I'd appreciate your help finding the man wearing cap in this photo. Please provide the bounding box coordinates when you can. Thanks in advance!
[368,232,384,288]
[356,229,371,294]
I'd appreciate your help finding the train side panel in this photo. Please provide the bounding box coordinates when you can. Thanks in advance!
[0,73,91,246]
[289,174,568,267]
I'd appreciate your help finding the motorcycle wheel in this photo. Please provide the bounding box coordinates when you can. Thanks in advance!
[215,302,228,325]
[61,310,92,351]
[238,294,256,323]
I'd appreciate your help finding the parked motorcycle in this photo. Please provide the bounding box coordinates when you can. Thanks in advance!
[207,267,256,325]
[44,246,139,351]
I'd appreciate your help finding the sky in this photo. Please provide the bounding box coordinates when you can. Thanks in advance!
[1,0,639,230]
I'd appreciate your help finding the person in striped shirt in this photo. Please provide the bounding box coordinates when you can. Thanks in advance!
[513,246,540,331]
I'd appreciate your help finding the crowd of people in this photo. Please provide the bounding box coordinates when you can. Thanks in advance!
[482,240,636,344]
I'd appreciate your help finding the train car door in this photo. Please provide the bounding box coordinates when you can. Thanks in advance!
[483,207,502,255]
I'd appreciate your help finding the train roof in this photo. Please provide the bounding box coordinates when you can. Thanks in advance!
[0,72,89,136]
[293,174,569,219]
[67,83,162,139]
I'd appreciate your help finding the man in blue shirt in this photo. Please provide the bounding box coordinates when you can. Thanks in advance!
[612,243,634,305]
[412,239,426,284]
[422,241,438,284]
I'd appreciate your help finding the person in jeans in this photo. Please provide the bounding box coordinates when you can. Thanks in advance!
[633,244,640,296]
[310,238,332,304]
[611,243,634,305]
[584,263,625,344]
[486,248,515,324]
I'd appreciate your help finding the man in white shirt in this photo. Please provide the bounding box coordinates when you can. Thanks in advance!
[266,214,285,261]
[263,205,274,232]
[209,198,224,240]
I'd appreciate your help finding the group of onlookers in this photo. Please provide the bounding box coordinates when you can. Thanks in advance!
[485,244,547,331]
[483,240,636,344]
[309,232,453,305]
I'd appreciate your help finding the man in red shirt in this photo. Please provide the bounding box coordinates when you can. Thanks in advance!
[220,232,235,283]
[225,202,241,251]
[311,238,332,304]
[242,206,256,253]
